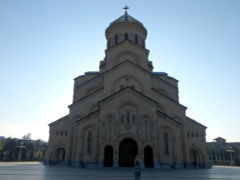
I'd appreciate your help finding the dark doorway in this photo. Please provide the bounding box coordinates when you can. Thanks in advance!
[190,149,201,168]
[54,147,65,164]
[144,146,154,168]
[104,145,113,167]
[119,138,138,167]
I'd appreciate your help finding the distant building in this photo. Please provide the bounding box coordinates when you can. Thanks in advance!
[0,136,5,141]
[45,9,209,169]
[207,137,240,166]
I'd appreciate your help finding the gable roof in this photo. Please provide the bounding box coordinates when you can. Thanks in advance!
[74,60,177,90]
[76,109,100,123]
[156,110,182,125]
[186,117,207,129]
[48,115,69,127]
[98,86,159,105]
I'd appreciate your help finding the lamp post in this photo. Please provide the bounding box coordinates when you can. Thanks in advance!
[17,141,26,161]
[226,148,235,165]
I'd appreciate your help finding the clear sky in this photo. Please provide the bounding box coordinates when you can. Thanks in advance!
[0,0,239,142]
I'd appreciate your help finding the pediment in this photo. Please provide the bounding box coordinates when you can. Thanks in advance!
[98,86,158,107]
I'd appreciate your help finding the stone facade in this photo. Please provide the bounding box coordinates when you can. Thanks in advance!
[44,12,209,169]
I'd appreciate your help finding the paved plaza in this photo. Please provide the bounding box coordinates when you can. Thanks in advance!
[0,162,240,180]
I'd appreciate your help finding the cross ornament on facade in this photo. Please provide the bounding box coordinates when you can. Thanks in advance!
[123,5,129,13]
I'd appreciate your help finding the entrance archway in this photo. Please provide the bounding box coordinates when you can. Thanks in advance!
[53,147,65,164]
[144,146,154,168]
[190,149,201,168]
[119,138,138,167]
[104,145,113,167]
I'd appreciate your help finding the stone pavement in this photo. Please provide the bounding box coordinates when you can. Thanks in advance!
[0,162,240,180]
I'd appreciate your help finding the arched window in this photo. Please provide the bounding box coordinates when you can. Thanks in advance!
[127,112,130,123]
[115,34,118,45]
[124,33,128,40]
[104,146,113,167]
[134,35,138,44]
[87,131,92,153]
[120,105,136,124]
[121,114,124,123]
[132,115,135,123]
[164,132,169,155]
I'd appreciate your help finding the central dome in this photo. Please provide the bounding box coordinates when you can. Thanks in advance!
[105,12,147,47]
[110,12,144,27]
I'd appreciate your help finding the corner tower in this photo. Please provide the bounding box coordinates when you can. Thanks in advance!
[100,9,153,72]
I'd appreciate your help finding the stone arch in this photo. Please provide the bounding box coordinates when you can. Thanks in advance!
[189,146,203,168]
[141,114,151,123]
[114,51,141,65]
[118,133,139,146]
[103,145,114,167]
[52,146,66,165]
[119,101,138,110]
[113,75,143,92]
[119,138,138,167]
[144,146,154,168]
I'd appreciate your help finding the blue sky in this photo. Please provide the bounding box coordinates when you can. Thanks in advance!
[0,0,239,142]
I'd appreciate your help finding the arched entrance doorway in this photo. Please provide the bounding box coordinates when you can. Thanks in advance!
[53,147,65,164]
[104,145,113,167]
[144,146,154,168]
[190,149,201,168]
[119,138,138,167]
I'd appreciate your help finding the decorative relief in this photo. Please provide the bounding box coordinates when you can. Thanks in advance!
[124,124,132,131]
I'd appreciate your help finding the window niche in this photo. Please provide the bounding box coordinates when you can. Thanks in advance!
[164,132,169,155]
[115,34,118,45]
[124,32,128,40]
[132,115,135,123]
[134,35,138,44]
[121,114,125,123]
[87,131,92,154]
[120,106,136,124]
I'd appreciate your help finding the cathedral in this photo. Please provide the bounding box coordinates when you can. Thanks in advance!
[45,9,209,169]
